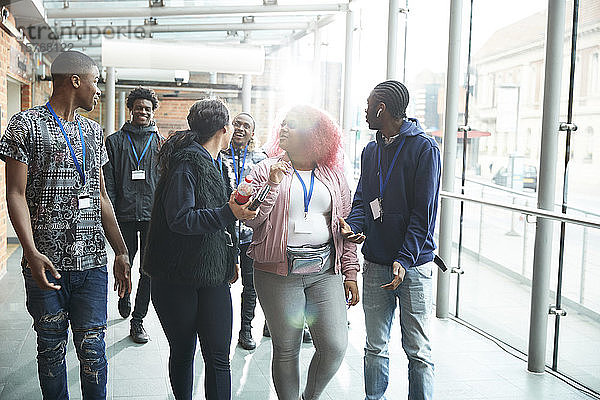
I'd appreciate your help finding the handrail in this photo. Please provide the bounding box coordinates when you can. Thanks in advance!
[440,190,600,229]
[460,175,535,198]
[455,175,600,219]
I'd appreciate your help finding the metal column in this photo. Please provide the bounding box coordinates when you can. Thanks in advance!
[105,66,116,136]
[242,74,252,113]
[118,91,126,129]
[209,72,217,98]
[527,0,566,373]
[313,22,322,107]
[386,0,399,80]
[342,2,355,153]
[436,0,462,319]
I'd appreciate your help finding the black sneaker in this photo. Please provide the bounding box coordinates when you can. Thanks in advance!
[130,320,149,344]
[238,329,256,350]
[263,322,270,338]
[303,327,312,344]
[118,295,131,319]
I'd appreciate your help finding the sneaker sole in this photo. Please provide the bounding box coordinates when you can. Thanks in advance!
[131,336,149,344]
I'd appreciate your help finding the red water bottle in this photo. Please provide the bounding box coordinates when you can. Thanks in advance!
[235,176,253,205]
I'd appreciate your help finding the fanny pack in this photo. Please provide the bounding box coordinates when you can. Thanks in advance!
[286,242,332,275]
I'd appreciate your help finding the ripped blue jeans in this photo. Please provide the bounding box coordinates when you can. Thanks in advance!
[23,265,108,400]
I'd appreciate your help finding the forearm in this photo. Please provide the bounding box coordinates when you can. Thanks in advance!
[244,179,281,229]
[6,193,38,257]
[340,241,360,281]
[395,217,430,268]
[100,194,128,257]
[345,178,366,233]
[168,203,236,235]
[244,162,281,229]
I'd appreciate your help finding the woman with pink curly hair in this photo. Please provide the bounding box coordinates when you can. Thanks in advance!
[245,105,360,400]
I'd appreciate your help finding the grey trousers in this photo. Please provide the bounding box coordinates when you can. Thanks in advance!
[254,267,348,400]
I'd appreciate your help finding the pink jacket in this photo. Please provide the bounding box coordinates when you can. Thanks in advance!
[245,156,360,281]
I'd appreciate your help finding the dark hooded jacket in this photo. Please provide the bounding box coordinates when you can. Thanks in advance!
[345,118,441,268]
[104,121,163,222]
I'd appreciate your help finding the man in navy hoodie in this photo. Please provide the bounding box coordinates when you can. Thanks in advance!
[340,80,441,400]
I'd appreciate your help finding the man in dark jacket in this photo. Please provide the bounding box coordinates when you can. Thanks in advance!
[341,81,441,400]
[104,87,163,343]
[222,112,267,350]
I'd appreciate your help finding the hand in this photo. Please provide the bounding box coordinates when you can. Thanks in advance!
[229,192,259,221]
[344,280,360,307]
[268,160,290,184]
[25,250,61,290]
[381,261,405,291]
[339,217,366,244]
[230,263,240,284]
[113,253,132,298]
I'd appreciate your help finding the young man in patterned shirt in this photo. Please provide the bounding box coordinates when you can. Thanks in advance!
[0,51,131,399]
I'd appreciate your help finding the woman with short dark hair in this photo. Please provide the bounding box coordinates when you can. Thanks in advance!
[143,98,257,400]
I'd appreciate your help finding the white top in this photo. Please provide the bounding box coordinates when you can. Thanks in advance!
[287,169,333,247]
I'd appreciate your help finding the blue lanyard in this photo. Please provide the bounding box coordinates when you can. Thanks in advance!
[230,143,248,187]
[211,154,223,177]
[292,167,315,215]
[378,136,406,200]
[126,132,155,170]
[46,102,86,186]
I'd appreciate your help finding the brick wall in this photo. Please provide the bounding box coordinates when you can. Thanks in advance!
[153,98,197,135]
[0,12,53,279]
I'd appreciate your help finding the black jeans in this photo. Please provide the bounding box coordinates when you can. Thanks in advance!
[151,279,233,400]
[239,242,257,332]
[118,220,151,322]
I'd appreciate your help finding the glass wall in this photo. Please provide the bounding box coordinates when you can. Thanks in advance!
[11,0,600,394]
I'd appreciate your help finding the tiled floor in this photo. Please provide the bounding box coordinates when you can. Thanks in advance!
[0,245,597,400]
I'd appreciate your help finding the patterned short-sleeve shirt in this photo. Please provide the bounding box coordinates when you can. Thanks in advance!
[0,105,108,271]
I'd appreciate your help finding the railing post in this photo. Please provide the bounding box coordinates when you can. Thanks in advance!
[436,0,463,319]
[579,215,588,305]
[522,199,529,276]
[477,185,484,261]
[528,0,566,373]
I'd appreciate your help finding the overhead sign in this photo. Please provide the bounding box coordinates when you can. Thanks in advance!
[101,38,265,75]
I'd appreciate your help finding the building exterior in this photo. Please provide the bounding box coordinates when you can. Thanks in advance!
[471,0,600,194]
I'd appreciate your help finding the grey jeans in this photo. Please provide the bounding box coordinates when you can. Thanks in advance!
[254,266,348,400]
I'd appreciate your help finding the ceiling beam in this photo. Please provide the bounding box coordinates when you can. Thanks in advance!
[46,4,349,19]
[57,22,312,36]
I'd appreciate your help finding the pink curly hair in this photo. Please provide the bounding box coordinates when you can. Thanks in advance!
[265,105,344,171]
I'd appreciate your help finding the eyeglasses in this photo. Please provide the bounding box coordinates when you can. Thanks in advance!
[233,120,252,130]
[280,119,298,130]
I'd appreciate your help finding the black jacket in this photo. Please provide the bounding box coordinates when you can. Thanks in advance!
[103,122,162,222]
[143,143,238,287]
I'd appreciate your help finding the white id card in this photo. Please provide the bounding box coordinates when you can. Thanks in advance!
[370,198,381,221]
[132,170,146,180]
[295,216,313,234]
[78,194,91,209]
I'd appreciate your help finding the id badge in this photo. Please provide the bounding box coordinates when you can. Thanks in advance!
[78,193,91,209]
[131,170,146,180]
[224,230,234,247]
[295,215,313,234]
[370,198,382,221]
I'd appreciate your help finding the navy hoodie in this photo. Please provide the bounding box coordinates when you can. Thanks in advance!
[346,118,441,268]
